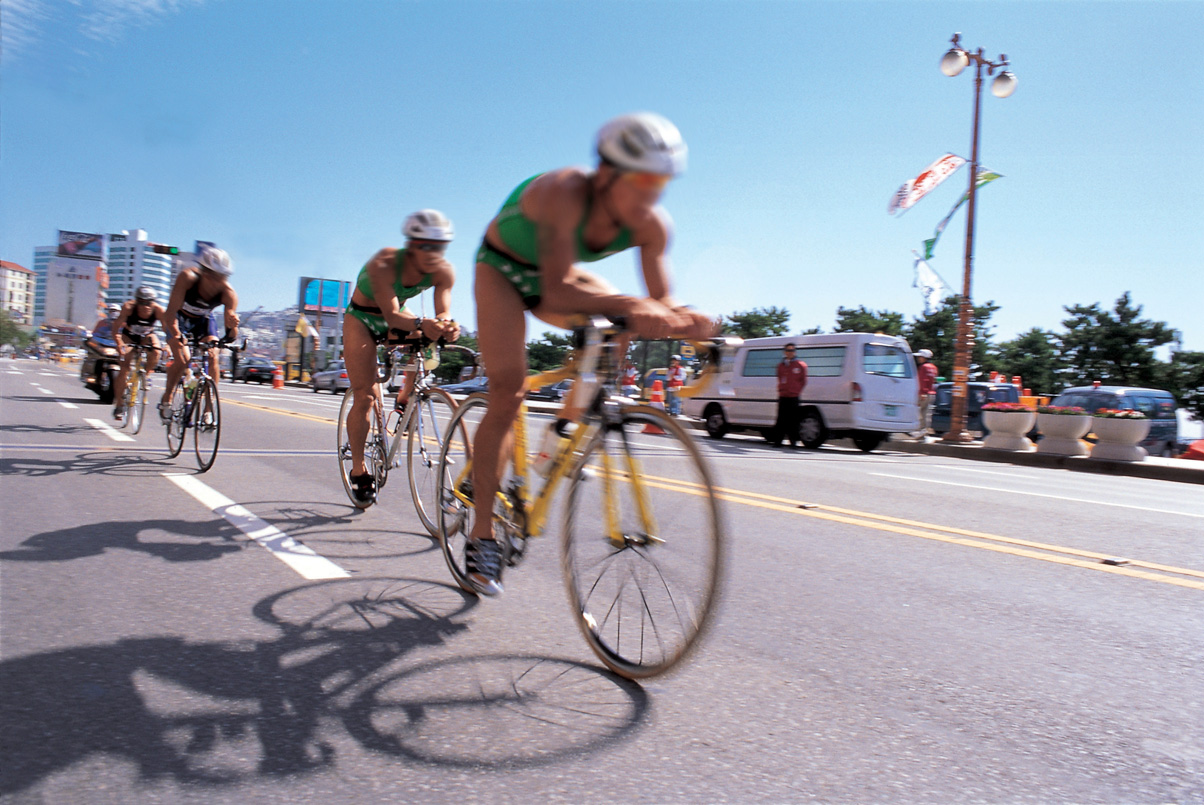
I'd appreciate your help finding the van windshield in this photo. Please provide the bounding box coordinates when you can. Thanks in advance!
[862,344,914,378]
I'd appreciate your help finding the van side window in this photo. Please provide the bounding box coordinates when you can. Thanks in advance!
[1130,395,1156,416]
[862,344,914,378]
[795,346,846,377]
[1154,399,1176,419]
[741,349,782,378]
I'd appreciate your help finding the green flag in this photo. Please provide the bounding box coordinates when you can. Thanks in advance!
[922,170,1003,261]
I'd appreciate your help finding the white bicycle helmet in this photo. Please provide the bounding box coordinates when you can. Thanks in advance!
[134,286,157,303]
[596,112,687,176]
[106,303,122,318]
[196,245,233,277]
[402,209,455,242]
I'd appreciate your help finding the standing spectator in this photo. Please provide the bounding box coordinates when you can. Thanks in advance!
[914,348,938,439]
[620,359,639,398]
[666,354,687,415]
[771,343,808,447]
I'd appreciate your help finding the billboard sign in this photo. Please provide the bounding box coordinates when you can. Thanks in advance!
[299,277,351,316]
[57,231,105,260]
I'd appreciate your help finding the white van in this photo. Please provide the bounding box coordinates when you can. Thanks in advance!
[683,332,921,452]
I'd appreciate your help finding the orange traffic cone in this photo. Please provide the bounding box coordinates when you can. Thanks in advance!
[643,380,666,434]
[272,364,284,389]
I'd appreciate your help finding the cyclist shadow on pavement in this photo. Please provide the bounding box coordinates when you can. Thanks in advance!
[0,517,244,564]
[0,450,183,479]
[0,420,95,435]
[0,577,645,795]
[242,499,443,562]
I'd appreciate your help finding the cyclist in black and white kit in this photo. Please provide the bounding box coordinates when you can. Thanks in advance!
[160,246,240,419]
[111,286,168,421]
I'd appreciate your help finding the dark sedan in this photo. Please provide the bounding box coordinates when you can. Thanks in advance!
[233,356,277,384]
[527,379,573,402]
[439,376,489,395]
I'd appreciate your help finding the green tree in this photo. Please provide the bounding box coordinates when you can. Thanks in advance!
[989,328,1067,396]
[1059,292,1176,387]
[833,306,904,336]
[0,313,32,353]
[1158,349,1204,420]
[723,306,790,339]
[903,296,999,380]
[527,331,573,372]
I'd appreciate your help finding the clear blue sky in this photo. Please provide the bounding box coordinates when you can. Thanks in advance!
[3,0,1201,350]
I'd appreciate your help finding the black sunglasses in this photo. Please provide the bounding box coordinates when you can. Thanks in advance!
[411,242,448,253]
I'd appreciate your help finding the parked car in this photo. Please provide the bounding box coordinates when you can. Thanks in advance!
[527,379,573,402]
[311,360,350,393]
[682,332,921,452]
[930,382,1024,437]
[233,356,277,384]
[1049,385,1179,457]
[440,376,489,395]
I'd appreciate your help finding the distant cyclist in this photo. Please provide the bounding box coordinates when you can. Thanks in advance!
[111,286,168,421]
[465,112,718,595]
[342,210,461,505]
[160,245,240,418]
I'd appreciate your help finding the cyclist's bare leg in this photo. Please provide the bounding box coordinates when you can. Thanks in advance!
[145,341,162,373]
[470,262,530,543]
[396,366,418,408]
[204,343,219,382]
[162,337,191,408]
[343,313,382,477]
[113,349,135,406]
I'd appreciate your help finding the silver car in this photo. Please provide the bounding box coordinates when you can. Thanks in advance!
[311,360,349,393]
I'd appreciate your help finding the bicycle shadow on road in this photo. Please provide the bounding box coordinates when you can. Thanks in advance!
[0,420,95,436]
[0,577,642,796]
[235,499,442,562]
[0,517,244,564]
[0,450,186,478]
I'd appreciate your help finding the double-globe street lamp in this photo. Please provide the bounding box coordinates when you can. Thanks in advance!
[938,33,1017,443]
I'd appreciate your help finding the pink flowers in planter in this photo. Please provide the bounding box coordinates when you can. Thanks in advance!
[1093,408,1147,419]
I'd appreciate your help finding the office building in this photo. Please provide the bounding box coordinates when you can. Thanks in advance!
[0,260,35,325]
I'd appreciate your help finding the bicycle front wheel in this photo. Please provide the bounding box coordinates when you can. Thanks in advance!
[193,378,221,472]
[165,381,188,458]
[128,371,147,434]
[562,405,725,679]
[407,387,462,537]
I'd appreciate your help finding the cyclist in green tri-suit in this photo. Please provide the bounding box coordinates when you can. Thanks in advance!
[464,113,719,596]
[342,210,461,505]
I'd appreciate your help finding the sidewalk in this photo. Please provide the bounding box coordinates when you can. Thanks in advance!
[880,435,1204,486]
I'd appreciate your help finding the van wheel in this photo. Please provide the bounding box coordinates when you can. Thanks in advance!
[799,408,827,449]
[703,405,728,439]
[853,431,885,453]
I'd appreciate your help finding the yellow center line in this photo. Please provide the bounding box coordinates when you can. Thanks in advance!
[225,399,336,424]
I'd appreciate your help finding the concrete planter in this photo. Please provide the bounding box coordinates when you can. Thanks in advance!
[981,410,1036,451]
[1090,417,1151,462]
[1036,413,1090,456]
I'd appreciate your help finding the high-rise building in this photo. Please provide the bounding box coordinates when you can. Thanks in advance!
[0,260,35,325]
[105,229,177,305]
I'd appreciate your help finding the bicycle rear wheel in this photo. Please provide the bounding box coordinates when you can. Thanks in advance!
[562,405,725,679]
[337,387,387,509]
[193,378,221,472]
[435,393,494,593]
[407,387,462,537]
[128,371,147,434]
[165,381,188,458]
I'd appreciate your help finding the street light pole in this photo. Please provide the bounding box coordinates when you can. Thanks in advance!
[939,33,1016,443]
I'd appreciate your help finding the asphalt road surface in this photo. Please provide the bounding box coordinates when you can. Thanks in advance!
[3,360,1202,804]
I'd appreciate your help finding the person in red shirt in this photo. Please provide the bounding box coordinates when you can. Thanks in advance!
[666,355,687,415]
[914,348,938,439]
[772,343,808,447]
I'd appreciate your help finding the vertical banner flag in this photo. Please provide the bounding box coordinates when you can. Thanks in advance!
[912,251,952,315]
[921,169,1003,260]
[888,154,966,215]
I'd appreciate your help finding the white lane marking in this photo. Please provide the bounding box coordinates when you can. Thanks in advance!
[39,372,57,377]
[871,472,1204,519]
[36,387,54,394]
[5,370,20,375]
[84,418,136,442]
[57,400,79,409]
[243,394,341,409]
[165,473,350,580]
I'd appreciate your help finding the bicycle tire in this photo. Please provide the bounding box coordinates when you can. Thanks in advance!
[129,371,147,434]
[562,405,725,679]
[193,377,221,472]
[407,387,462,537]
[337,387,387,509]
[165,381,188,458]
[434,393,494,594]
